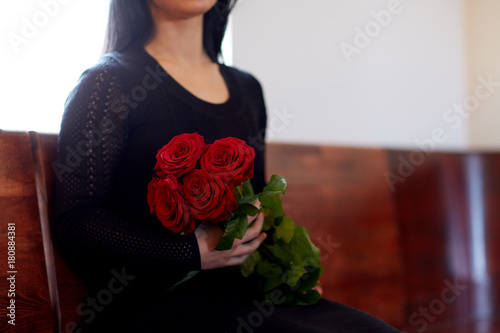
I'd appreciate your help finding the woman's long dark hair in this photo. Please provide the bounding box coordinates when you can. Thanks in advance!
[102,0,236,63]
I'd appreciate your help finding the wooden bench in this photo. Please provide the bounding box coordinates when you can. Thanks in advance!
[1,131,499,332]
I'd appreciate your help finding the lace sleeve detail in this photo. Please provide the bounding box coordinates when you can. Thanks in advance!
[54,60,201,270]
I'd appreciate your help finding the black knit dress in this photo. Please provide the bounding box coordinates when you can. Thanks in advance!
[54,48,400,333]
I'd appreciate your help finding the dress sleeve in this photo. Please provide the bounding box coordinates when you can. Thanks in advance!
[54,59,201,270]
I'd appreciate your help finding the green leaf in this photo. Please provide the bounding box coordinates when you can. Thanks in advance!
[274,216,283,227]
[296,266,323,293]
[169,270,200,290]
[234,186,243,201]
[215,215,248,251]
[256,260,285,293]
[215,230,237,251]
[255,242,276,262]
[263,278,284,293]
[259,194,284,218]
[269,225,322,288]
[285,263,307,287]
[256,260,284,278]
[266,241,293,265]
[231,174,324,306]
[261,207,274,231]
[259,175,287,217]
[290,226,321,267]
[241,179,255,197]
[262,175,287,195]
[236,203,260,217]
[234,215,249,239]
[238,194,259,206]
[292,290,322,306]
[275,216,295,243]
[241,251,262,277]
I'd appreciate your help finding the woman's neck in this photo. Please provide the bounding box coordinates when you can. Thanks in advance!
[145,12,211,66]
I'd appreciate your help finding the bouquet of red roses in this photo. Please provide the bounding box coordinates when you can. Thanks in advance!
[147,133,323,305]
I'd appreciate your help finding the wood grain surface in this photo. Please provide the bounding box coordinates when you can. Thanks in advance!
[31,132,89,333]
[0,132,53,332]
[389,150,500,332]
[1,132,499,332]
[266,143,406,327]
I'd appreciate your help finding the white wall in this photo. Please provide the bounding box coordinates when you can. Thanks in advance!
[0,1,110,133]
[232,0,471,150]
[3,0,498,149]
[466,0,500,150]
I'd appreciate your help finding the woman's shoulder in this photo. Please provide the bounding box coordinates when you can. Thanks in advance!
[221,64,264,95]
[77,50,145,87]
[69,55,125,100]
[64,50,149,112]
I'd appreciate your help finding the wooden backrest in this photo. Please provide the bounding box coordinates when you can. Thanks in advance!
[0,132,53,332]
[266,143,406,326]
[30,132,88,333]
[267,144,500,331]
[2,131,500,332]
[0,132,88,333]
[389,150,500,331]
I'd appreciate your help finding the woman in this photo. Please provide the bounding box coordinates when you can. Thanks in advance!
[55,0,400,332]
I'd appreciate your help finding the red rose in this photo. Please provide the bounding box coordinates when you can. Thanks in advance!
[183,169,237,223]
[147,176,195,234]
[200,137,255,186]
[154,133,205,178]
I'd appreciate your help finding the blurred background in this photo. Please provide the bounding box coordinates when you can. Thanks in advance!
[1,0,499,150]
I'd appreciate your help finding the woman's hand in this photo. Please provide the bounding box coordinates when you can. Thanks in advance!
[195,202,266,270]
[312,285,324,297]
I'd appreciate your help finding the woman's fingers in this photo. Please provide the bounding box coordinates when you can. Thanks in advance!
[226,254,249,266]
[246,199,262,224]
[312,285,324,296]
[197,208,266,270]
[231,232,266,258]
[241,212,265,243]
[253,198,261,210]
